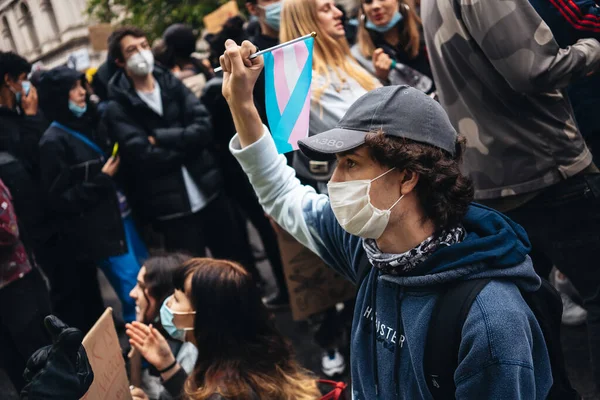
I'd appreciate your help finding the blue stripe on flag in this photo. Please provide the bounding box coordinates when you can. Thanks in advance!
[264,51,281,135]
[264,37,314,154]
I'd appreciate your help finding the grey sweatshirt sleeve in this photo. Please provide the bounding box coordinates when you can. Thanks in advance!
[459,0,600,93]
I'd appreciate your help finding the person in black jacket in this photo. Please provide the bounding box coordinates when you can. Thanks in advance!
[38,66,146,332]
[103,27,257,280]
[0,52,53,261]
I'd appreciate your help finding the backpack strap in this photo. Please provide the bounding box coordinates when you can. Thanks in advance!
[424,278,492,399]
[356,252,371,287]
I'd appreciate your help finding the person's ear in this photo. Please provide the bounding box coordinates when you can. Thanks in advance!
[400,170,419,195]
[3,73,12,87]
[115,56,126,69]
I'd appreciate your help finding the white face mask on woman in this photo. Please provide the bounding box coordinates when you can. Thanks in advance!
[327,168,403,239]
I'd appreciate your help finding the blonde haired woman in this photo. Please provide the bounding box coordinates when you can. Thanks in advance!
[279,0,379,377]
[281,0,379,188]
[351,0,434,92]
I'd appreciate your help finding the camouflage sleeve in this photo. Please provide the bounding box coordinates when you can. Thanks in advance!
[459,0,600,93]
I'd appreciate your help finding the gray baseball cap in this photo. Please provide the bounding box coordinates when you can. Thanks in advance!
[298,85,458,161]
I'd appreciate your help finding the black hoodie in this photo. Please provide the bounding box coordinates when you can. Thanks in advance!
[38,66,126,261]
[103,65,222,221]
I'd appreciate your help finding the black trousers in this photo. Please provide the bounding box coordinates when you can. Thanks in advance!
[505,173,600,388]
[40,250,105,335]
[0,268,51,392]
[156,194,260,280]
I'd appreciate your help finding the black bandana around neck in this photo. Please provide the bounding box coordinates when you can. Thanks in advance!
[362,225,466,275]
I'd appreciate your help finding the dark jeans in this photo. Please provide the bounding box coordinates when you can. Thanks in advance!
[505,173,600,387]
[224,165,288,294]
[0,268,51,392]
[156,194,260,281]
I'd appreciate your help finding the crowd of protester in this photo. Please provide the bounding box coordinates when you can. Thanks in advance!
[1,0,600,398]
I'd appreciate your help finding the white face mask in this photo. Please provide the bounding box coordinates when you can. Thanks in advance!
[327,168,403,239]
[127,50,154,77]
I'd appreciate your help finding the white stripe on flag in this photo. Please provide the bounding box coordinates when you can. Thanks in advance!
[283,44,302,95]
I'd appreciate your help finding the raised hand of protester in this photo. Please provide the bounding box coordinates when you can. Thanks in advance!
[101,156,120,177]
[130,386,150,400]
[220,39,265,148]
[126,322,176,372]
[21,315,94,400]
[373,48,393,81]
[221,39,264,106]
[21,85,38,116]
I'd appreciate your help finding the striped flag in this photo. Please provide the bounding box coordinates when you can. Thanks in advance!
[264,36,314,154]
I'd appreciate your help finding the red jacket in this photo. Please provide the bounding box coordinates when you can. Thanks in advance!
[0,178,32,289]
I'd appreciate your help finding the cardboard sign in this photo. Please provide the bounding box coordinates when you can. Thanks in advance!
[88,24,114,52]
[81,308,132,400]
[275,227,356,321]
[203,1,240,34]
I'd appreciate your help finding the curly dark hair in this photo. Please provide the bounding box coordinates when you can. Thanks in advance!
[365,131,474,230]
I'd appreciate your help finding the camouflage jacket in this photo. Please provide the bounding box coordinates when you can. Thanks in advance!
[421,0,600,200]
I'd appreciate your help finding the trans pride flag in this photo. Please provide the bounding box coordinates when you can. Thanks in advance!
[264,36,314,154]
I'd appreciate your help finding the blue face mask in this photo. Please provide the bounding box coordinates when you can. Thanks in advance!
[366,10,403,33]
[260,2,281,31]
[160,295,195,342]
[68,101,87,118]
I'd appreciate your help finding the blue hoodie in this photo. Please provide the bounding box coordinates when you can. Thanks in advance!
[230,128,553,399]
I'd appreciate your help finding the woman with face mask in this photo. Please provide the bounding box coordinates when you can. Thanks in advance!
[127,253,197,400]
[282,0,380,190]
[278,0,380,377]
[351,0,434,93]
[38,66,147,333]
[126,258,321,400]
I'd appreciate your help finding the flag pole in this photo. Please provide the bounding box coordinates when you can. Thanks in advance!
[213,32,317,73]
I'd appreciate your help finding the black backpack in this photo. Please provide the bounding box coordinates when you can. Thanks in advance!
[356,255,578,399]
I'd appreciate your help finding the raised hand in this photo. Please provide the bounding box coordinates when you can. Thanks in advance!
[220,39,264,106]
[220,39,265,149]
[373,48,393,81]
[21,85,38,116]
[125,322,175,371]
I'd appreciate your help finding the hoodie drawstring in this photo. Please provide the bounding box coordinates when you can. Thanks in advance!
[371,268,380,398]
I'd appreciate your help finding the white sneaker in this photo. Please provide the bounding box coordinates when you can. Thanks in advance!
[322,349,346,377]
[560,292,587,326]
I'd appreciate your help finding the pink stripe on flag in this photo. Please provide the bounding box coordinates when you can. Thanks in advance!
[294,41,309,71]
[272,48,290,114]
[288,90,311,150]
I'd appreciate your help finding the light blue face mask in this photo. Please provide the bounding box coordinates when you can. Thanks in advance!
[366,10,403,33]
[13,81,31,104]
[68,101,87,118]
[260,2,281,31]
[160,295,196,342]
